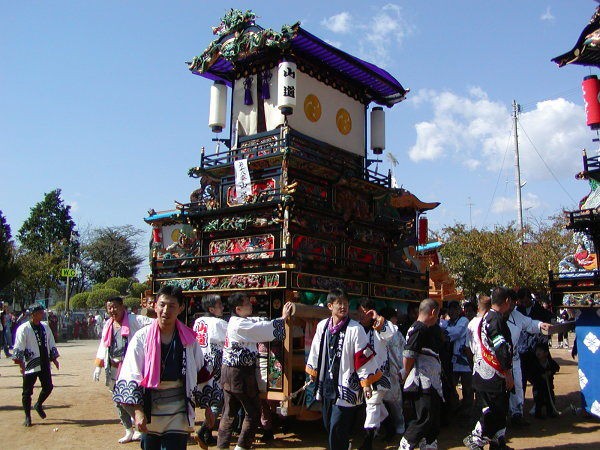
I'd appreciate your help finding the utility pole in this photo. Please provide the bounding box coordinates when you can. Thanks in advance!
[65,232,76,311]
[513,100,524,238]
[467,197,474,229]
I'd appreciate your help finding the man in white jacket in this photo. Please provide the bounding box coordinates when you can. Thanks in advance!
[93,295,153,443]
[12,304,60,427]
[306,288,380,450]
[113,285,204,450]
[506,292,551,426]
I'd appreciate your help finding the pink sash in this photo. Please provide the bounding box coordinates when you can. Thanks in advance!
[141,320,196,389]
[101,313,130,347]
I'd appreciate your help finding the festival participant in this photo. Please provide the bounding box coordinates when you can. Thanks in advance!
[306,288,380,450]
[505,290,551,426]
[217,293,293,450]
[113,285,204,450]
[379,307,406,440]
[356,298,396,450]
[193,294,228,448]
[93,296,153,443]
[463,287,514,450]
[466,296,491,361]
[530,342,560,419]
[443,301,473,413]
[399,298,443,450]
[12,304,60,427]
[516,288,553,401]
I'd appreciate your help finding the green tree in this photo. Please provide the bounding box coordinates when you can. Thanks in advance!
[12,249,61,311]
[70,292,90,309]
[16,189,78,303]
[438,224,492,298]
[103,277,130,295]
[0,210,20,290]
[53,301,66,311]
[83,226,145,283]
[123,297,141,310]
[439,215,573,297]
[130,281,149,299]
[87,288,120,309]
[18,189,77,255]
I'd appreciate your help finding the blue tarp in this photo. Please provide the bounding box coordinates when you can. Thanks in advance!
[576,309,600,418]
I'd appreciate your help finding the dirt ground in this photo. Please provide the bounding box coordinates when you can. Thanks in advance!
[0,340,598,450]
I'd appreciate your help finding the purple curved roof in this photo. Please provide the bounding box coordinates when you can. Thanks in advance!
[191,27,408,107]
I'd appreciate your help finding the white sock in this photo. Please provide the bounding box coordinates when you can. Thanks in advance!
[118,428,134,443]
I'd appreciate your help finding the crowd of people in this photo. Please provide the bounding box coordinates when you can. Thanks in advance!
[4,286,572,450]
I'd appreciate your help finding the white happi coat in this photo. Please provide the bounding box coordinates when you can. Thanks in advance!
[112,325,204,428]
[13,321,59,375]
[445,315,471,373]
[507,308,543,416]
[385,326,406,398]
[365,319,398,390]
[306,318,380,407]
[467,315,483,358]
[193,315,228,407]
[94,313,153,372]
[223,315,285,367]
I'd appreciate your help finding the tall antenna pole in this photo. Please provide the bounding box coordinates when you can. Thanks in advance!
[467,197,474,229]
[513,100,524,237]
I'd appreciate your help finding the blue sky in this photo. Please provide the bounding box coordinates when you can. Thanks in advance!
[2,1,599,278]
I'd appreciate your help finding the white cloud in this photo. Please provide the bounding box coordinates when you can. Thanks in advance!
[541,7,555,22]
[321,12,352,34]
[407,88,588,182]
[324,39,343,49]
[322,4,413,67]
[492,193,541,214]
[67,200,79,213]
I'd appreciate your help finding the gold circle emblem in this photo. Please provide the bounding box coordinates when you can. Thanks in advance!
[336,108,352,135]
[304,94,322,122]
[171,229,181,242]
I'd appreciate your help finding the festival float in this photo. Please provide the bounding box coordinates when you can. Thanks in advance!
[144,10,438,416]
[549,5,600,419]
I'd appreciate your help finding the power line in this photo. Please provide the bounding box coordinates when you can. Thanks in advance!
[517,121,578,205]
[519,86,582,112]
[483,121,514,227]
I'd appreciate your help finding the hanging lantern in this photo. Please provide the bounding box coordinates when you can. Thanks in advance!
[582,75,600,130]
[418,215,428,246]
[278,61,297,116]
[209,80,227,133]
[370,106,385,154]
[152,227,162,244]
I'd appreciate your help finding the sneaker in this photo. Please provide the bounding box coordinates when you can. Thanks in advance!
[462,435,484,450]
[23,416,32,427]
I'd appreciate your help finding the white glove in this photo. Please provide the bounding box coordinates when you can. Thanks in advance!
[93,367,102,382]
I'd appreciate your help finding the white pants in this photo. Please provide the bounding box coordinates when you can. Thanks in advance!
[509,358,523,416]
[364,389,388,429]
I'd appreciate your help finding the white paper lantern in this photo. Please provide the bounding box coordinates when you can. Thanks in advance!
[370,106,385,154]
[209,80,227,132]
[278,61,297,116]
